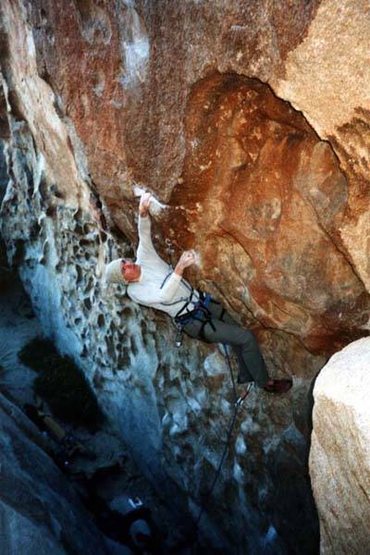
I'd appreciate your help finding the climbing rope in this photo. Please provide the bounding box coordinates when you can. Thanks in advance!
[189,345,253,553]
[224,343,238,402]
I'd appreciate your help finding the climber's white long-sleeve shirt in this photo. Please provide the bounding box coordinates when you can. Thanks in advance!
[127,215,199,318]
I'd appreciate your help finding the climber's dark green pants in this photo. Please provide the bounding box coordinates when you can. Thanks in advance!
[182,300,269,387]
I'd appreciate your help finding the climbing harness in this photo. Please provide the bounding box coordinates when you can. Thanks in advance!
[173,291,217,347]
[158,258,216,349]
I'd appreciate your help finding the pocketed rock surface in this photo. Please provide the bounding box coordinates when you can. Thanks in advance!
[0,0,369,553]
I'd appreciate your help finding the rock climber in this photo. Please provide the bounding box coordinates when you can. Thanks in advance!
[106,193,292,394]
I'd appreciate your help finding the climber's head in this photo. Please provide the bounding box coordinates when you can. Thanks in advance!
[121,259,141,283]
[105,258,141,285]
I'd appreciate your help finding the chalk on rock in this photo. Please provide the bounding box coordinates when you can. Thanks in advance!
[132,184,167,217]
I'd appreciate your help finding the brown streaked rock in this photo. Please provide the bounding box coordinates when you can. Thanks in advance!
[273,0,370,290]
[0,0,84,205]
[168,73,368,354]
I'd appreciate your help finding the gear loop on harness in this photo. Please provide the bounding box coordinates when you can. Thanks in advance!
[173,291,216,342]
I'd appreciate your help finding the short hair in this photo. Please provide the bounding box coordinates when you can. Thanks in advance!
[105,258,129,285]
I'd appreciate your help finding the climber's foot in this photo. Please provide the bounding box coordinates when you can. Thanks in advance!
[263,378,293,394]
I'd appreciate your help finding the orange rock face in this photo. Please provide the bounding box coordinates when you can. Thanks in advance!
[169,73,367,354]
[19,0,367,359]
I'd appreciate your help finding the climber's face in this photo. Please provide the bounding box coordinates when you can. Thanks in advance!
[121,259,141,283]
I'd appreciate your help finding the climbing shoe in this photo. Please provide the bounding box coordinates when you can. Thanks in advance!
[263,378,293,394]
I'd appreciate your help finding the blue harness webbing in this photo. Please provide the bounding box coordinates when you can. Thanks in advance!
[160,271,220,342]
[174,291,217,344]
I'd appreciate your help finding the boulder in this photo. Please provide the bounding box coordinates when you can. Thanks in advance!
[310,337,370,554]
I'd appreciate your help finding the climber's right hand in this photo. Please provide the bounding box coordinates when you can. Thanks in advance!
[174,250,196,276]
[139,192,152,217]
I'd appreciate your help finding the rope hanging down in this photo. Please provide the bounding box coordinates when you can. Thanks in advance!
[190,345,253,552]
